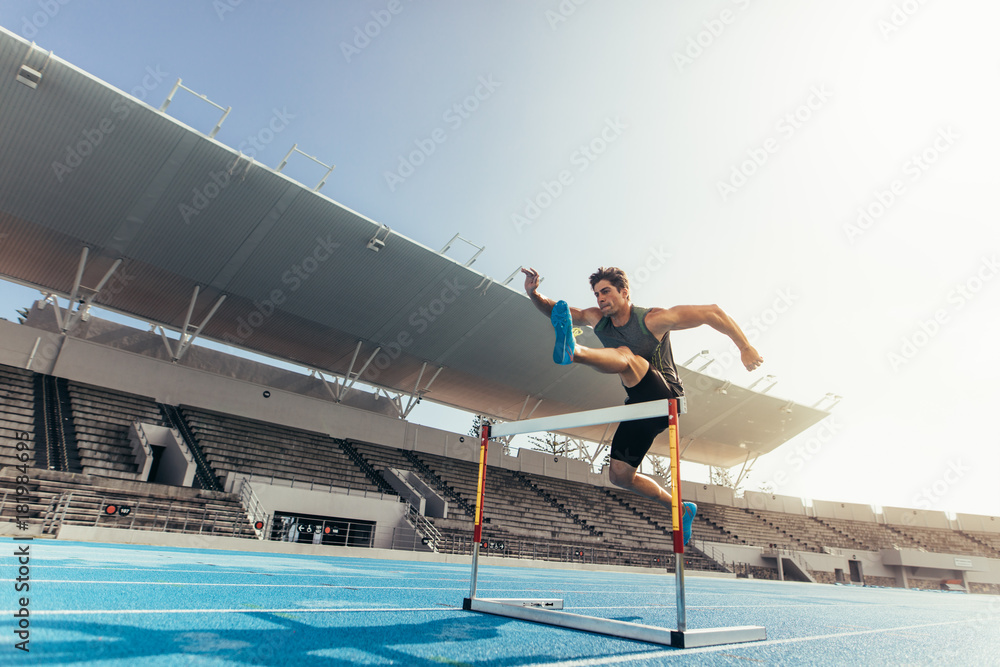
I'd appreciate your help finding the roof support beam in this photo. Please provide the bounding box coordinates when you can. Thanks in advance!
[156,286,226,362]
[733,451,759,491]
[172,290,226,363]
[66,245,89,309]
[311,370,340,403]
[338,343,380,400]
[399,363,444,419]
[60,254,122,334]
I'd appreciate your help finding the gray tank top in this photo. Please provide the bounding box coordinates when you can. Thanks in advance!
[593,305,684,396]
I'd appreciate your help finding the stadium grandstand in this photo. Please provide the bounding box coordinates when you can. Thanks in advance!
[1,23,999,603]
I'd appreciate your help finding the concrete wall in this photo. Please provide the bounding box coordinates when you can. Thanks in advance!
[957,513,1000,533]
[882,506,950,529]
[812,499,877,522]
[685,483,736,506]
[138,424,196,487]
[383,468,447,518]
[745,491,807,515]
[0,318,63,374]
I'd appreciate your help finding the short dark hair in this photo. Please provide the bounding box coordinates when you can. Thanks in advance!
[589,267,629,293]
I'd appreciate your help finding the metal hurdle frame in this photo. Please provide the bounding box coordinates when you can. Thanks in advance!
[462,398,767,649]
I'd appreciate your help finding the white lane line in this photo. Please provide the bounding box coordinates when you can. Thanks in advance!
[0,580,677,594]
[23,607,459,616]
[34,566,475,580]
[566,602,981,610]
[2,580,468,590]
[523,618,974,667]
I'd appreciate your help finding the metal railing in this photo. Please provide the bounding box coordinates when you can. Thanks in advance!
[238,479,270,539]
[41,491,73,534]
[692,539,734,573]
[92,497,253,537]
[400,504,442,552]
[432,533,681,570]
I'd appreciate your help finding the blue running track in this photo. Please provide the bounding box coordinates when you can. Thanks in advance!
[4,539,999,665]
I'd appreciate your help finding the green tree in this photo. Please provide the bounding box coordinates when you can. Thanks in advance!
[468,414,510,456]
[528,432,567,456]
[648,454,672,485]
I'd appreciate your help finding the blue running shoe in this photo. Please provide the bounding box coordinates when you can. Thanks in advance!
[551,300,574,365]
[682,502,697,546]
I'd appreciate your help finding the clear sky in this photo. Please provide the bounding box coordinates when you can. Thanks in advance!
[1,1,998,517]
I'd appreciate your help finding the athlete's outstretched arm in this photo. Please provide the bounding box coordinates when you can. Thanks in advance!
[522,267,601,327]
[646,304,763,371]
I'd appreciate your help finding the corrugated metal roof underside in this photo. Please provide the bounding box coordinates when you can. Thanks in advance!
[0,27,828,467]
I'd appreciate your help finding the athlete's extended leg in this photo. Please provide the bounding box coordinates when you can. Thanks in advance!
[551,300,646,386]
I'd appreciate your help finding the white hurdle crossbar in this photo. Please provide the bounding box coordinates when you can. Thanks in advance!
[489,398,675,438]
[463,397,767,649]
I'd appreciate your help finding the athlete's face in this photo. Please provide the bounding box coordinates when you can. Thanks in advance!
[593,280,629,317]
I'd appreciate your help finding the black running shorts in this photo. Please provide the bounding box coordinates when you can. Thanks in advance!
[608,366,679,469]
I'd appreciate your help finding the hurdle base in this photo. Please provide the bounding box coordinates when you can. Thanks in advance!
[462,597,564,610]
[669,626,767,648]
[464,597,765,649]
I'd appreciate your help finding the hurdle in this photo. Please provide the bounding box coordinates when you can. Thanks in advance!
[462,397,767,649]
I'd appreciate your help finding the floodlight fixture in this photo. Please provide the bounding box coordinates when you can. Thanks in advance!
[16,43,51,89]
[17,64,42,88]
[367,224,390,252]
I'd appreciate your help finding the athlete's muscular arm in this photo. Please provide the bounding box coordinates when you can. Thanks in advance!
[522,267,602,327]
[645,304,763,371]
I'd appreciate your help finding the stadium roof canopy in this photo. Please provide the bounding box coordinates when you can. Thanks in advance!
[0,28,829,468]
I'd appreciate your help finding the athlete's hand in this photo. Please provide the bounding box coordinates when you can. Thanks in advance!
[741,346,763,372]
[522,267,541,297]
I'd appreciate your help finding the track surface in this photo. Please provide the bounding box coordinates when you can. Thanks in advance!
[4,539,999,665]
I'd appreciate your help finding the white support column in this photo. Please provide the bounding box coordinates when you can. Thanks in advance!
[61,258,122,333]
[172,293,226,362]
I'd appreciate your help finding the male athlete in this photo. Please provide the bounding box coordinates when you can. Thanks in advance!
[522,266,763,546]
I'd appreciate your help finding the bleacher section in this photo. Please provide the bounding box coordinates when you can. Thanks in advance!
[814,517,926,551]
[888,525,1000,559]
[697,502,813,552]
[349,440,469,522]
[964,530,1000,554]
[180,407,384,494]
[745,508,868,552]
[65,380,166,478]
[0,365,35,469]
